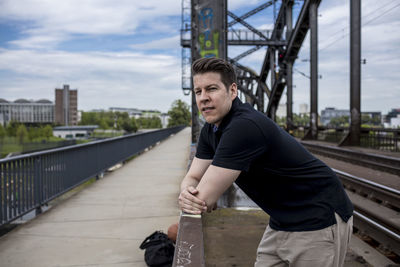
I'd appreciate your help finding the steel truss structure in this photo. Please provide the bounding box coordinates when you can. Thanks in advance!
[181,0,361,144]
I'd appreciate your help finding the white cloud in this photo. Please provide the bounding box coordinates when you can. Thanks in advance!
[0,48,188,112]
[130,35,180,51]
[0,0,399,115]
[8,34,69,50]
[0,0,181,48]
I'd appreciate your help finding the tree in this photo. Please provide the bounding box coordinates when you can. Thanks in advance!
[130,117,138,132]
[121,117,138,133]
[137,116,162,129]
[361,114,381,127]
[28,127,40,141]
[293,114,310,126]
[149,116,162,128]
[276,116,286,126]
[99,118,108,129]
[16,124,28,144]
[6,121,20,136]
[167,100,191,127]
[43,125,53,139]
[329,116,349,127]
[0,124,5,143]
[80,112,98,126]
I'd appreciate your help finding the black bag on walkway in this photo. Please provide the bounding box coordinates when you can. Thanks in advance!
[139,231,175,267]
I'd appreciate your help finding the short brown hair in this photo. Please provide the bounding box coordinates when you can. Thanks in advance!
[192,57,237,90]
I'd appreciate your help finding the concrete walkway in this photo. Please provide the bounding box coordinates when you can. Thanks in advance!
[0,127,191,267]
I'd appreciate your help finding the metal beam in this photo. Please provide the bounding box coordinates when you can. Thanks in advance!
[267,72,286,118]
[258,2,286,95]
[232,46,262,62]
[231,59,264,109]
[286,0,294,130]
[267,0,322,118]
[228,40,286,46]
[228,11,269,40]
[282,0,322,64]
[228,0,276,27]
[340,0,361,146]
[349,0,361,145]
[184,39,285,47]
[305,0,319,140]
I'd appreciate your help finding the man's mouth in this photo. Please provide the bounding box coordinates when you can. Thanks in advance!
[202,107,215,112]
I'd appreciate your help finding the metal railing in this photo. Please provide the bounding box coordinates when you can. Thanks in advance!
[291,126,400,152]
[0,126,185,226]
[21,140,77,154]
[0,140,78,158]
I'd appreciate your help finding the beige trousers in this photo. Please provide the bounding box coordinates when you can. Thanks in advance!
[255,213,353,267]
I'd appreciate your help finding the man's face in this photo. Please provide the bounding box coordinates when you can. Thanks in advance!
[193,72,237,126]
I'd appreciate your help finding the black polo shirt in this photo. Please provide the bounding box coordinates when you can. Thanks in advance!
[196,97,353,231]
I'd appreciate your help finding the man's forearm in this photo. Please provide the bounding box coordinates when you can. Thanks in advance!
[179,173,207,214]
[180,175,200,192]
[195,165,241,209]
[178,157,212,214]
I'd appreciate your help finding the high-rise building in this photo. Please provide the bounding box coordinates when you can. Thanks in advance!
[55,85,78,126]
[299,103,308,115]
[321,107,349,126]
[0,98,54,125]
[385,108,400,123]
[276,103,287,118]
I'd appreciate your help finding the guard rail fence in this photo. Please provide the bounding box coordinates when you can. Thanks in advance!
[0,126,185,226]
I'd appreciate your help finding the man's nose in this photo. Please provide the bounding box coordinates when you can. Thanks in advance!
[199,90,210,101]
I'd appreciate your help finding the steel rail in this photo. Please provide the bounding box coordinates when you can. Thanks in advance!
[353,210,400,256]
[302,141,400,175]
[335,168,400,228]
[334,169,400,255]
[334,168,400,209]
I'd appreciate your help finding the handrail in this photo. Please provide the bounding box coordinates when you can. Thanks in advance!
[0,126,185,226]
[173,213,205,267]
[172,144,206,267]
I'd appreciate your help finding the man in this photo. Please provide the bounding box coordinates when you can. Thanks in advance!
[178,57,353,267]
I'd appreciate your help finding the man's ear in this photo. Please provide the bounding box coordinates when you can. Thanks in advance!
[230,83,238,100]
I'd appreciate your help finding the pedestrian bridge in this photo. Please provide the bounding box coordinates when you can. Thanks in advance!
[0,127,190,267]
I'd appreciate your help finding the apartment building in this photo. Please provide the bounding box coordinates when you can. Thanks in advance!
[55,84,78,126]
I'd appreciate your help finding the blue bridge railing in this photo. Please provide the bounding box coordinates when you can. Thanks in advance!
[0,126,185,226]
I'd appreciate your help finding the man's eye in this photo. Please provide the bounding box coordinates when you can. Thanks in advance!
[209,87,217,91]
[195,90,201,95]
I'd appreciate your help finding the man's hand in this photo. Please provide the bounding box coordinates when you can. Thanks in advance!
[178,186,207,214]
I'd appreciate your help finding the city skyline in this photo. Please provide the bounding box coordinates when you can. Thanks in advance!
[0,0,399,114]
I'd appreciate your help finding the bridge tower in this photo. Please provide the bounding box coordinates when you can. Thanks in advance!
[181,0,228,142]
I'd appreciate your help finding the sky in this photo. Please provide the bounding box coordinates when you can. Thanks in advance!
[0,0,399,115]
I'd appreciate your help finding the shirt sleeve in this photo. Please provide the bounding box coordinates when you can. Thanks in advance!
[212,119,267,171]
[195,124,215,160]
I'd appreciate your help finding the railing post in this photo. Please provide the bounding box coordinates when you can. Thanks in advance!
[34,157,43,215]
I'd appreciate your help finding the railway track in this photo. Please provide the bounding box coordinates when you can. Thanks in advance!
[334,169,400,258]
[301,141,400,175]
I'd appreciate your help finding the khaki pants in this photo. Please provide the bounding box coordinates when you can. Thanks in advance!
[255,213,353,267]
